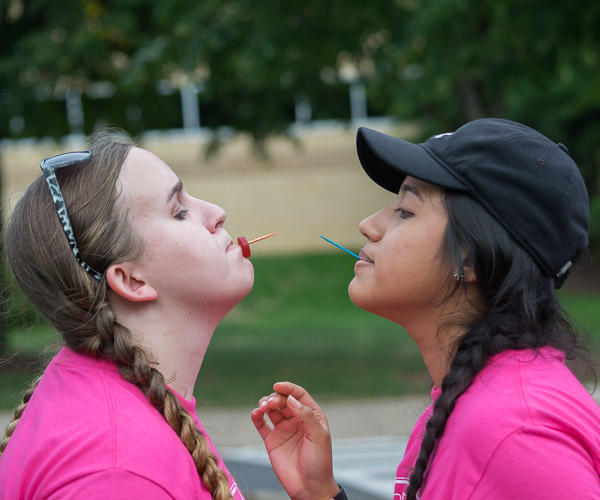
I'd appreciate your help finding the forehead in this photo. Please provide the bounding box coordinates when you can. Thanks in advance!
[400,176,445,199]
[119,147,179,212]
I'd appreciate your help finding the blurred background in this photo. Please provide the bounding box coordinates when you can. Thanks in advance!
[0,0,599,411]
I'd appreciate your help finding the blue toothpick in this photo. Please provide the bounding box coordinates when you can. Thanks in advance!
[320,236,360,259]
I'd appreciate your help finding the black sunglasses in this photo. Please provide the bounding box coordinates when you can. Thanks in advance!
[40,151,103,281]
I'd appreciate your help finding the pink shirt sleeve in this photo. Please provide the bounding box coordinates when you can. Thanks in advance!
[469,426,600,499]
[49,470,177,499]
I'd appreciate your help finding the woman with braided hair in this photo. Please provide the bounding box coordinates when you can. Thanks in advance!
[0,130,252,499]
[252,119,600,500]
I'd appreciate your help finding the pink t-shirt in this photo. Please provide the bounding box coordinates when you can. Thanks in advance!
[394,347,600,499]
[0,347,245,499]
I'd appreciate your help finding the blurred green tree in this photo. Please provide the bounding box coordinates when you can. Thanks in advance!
[3,1,598,184]
[0,0,161,356]
[109,0,600,241]
[366,0,600,198]
[1,0,599,353]
[109,0,408,153]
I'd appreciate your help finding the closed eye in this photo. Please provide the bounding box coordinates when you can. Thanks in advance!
[174,209,188,220]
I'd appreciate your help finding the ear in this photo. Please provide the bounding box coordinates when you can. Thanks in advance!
[106,264,158,302]
[462,265,478,283]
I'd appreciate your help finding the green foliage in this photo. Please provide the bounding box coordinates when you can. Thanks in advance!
[2,262,45,330]
[2,2,598,180]
[367,0,600,193]
[1,1,397,140]
[1,0,599,406]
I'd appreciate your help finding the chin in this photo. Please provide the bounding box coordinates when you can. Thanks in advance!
[348,282,394,321]
[220,282,254,317]
[236,271,255,301]
[239,280,254,300]
[348,279,368,310]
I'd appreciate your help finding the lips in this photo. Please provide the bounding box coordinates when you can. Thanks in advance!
[359,250,374,264]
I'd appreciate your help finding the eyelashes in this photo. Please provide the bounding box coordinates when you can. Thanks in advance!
[174,209,188,220]
[394,207,413,219]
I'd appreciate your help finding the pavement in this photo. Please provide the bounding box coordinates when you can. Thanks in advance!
[213,387,600,500]
[198,394,430,499]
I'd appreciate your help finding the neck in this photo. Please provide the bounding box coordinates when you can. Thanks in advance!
[409,319,462,389]
[141,314,216,399]
[109,294,230,400]
[397,293,475,389]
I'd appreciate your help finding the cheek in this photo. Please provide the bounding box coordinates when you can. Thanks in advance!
[140,230,217,273]
[391,228,443,269]
[348,237,443,311]
[374,238,420,284]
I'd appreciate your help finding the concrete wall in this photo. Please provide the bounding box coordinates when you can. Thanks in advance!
[2,122,418,255]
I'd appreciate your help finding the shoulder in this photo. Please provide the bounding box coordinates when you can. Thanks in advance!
[29,347,167,444]
[423,423,600,499]
[49,469,176,499]
[420,349,600,497]
[458,347,600,430]
[466,425,600,498]
[0,348,203,498]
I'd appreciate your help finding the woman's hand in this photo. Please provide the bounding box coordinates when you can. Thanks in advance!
[251,381,340,500]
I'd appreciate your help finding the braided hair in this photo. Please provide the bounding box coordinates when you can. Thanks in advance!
[405,190,594,500]
[2,131,233,499]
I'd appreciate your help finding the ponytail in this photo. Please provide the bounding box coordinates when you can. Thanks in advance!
[405,191,594,499]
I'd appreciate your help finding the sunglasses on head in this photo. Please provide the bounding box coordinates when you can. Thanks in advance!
[40,151,103,281]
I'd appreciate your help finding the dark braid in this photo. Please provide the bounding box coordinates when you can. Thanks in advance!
[405,191,594,499]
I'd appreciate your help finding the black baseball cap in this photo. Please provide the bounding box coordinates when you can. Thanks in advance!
[356,118,589,286]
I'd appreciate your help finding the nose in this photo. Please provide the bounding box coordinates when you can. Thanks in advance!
[201,200,227,233]
[358,209,385,242]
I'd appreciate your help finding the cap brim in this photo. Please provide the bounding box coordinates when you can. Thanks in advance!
[356,127,467,193]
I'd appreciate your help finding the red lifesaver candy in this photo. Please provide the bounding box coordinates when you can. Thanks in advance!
[237,236,251,258]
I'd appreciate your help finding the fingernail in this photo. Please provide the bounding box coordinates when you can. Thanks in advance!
[288,395,302,409]
[260,400,267,408]
[267,396,276,404]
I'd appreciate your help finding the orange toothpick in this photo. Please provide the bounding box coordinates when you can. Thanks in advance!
[238,232,278,258]
[248,232,278,244]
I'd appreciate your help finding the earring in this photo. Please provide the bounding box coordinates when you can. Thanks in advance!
[453,268,464,281]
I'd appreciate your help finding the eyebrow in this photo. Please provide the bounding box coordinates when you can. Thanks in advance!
[166,180,183,204]
[401,183,424,202]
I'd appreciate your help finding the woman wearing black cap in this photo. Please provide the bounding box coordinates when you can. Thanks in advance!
[252,119,600,500]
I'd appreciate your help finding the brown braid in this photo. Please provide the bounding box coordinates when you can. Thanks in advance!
[0,375,42,455]
[94,295,232,499]
[56,284,233,499]
[4,130,233,499]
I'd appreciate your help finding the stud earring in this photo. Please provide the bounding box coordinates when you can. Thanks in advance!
[453,269,465,281]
